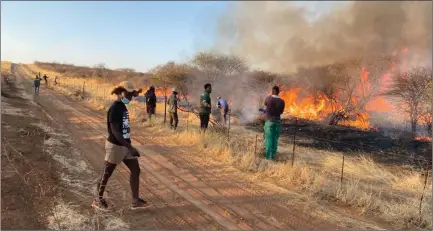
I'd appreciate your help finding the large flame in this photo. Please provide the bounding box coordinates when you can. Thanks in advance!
[278,63,397,130]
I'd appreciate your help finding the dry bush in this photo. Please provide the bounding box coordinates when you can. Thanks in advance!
[386,67,432,134]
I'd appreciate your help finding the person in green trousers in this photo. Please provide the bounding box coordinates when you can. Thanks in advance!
[263,86,285,160]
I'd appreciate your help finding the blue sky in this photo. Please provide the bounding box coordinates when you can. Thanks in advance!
[1,1,335,72]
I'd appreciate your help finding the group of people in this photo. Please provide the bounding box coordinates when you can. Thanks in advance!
[141,83,229,132]
[32,74,60,94]
[92,81,285,212]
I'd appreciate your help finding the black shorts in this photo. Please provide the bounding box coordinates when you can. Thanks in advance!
[199,113,210,129]
[146,106,155,115]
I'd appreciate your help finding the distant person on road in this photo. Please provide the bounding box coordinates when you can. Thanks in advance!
[43,74,49,86]
[199,83,212,134]
[217,96,229,124]
[33,75,41,94]
[263,86,285,160]
[144,86,157,122]
[54,76,59,86]
[93,81,149,211]
[167,88,179,130]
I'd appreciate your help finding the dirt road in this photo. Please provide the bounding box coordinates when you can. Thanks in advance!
[5,63,350,230]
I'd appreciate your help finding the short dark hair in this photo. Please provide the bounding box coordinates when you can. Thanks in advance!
[204,83,211,89]
[272,86,280,94]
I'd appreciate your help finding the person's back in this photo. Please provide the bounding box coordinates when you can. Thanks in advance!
[264,95,285,122]
[34,77,41,86]
[167,93,178,113]
[33,77,41,94]
[218,98,228,110]
[145,90,157,108]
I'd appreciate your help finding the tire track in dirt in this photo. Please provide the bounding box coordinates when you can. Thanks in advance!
[134,140,340,230]
[16,64,341,230]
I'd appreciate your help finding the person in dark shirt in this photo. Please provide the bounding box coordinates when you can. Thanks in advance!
[93,81,149,211]
[43,75,49,86]
[33,75,41,94]
[263,86,285,160]
[199,83,212,133]
[144,86,157,122]
[167,88,179,130]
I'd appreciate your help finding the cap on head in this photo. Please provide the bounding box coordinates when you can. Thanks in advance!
[150,85,155,90]
[117,81,136,93]
[172,88,177,93]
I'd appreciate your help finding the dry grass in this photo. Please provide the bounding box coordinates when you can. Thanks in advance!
[145,119,432,229]
[1,61,12,73]
[28,63,432,229]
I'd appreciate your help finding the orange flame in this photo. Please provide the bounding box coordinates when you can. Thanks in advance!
[414,136,432,142]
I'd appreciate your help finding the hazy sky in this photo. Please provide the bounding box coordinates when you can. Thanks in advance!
[1,1,335,72]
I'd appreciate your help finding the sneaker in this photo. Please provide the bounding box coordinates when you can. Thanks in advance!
[92,198,110,211]
[131,198,150,210]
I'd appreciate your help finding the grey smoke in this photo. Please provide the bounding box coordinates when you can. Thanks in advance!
[214,1,432,74]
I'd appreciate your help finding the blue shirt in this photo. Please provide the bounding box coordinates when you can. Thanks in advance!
[217,99,228,109]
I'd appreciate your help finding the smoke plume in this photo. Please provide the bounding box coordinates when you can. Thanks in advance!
[215,1,432,74]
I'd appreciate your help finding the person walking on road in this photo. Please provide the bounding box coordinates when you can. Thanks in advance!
[167,88,179,130]
[43,74,49,87]
[263,86,285,160]
[144,86,157,122]
[93,81,149,211]
[199,83,212,134]
[33,75,41,94]
[217,96,229,124]
[54,76,60,86]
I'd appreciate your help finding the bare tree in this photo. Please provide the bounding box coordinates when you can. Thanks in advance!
[93,63,110,79]
[420,79,432,136]
[150,61,196,122]
[190,52,248,85]
[116,68,136,73]
[244,70,280,108]
[386,67,432,134]
[150,61,194,98]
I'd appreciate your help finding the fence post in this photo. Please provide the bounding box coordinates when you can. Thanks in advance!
[164,95,167,124]
[340,154,345,190]
[419,165,429,223]
[227,112,231,145]
[82,81,85,94]
[186,102,189,131]
[254,134,258,157]
[291,118,297,166]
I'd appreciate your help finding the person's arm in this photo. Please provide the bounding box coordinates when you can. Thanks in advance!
[280,100,286,115]
[203,95,211,108]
